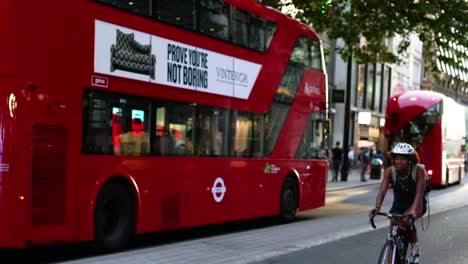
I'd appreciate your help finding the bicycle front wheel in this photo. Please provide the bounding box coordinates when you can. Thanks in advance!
[378,240,397,264]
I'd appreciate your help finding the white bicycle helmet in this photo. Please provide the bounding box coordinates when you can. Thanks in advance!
[391,142,415,155]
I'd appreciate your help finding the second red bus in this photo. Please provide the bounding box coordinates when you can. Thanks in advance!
[385,90,465,187]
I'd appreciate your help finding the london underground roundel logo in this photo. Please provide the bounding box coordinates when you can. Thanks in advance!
[211,177,226,203]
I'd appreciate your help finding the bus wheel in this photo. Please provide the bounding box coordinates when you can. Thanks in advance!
[280,177,298,222]
[94,182,135,251]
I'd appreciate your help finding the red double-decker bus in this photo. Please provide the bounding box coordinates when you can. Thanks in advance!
[385,90,465,187]
[0,0,329,250]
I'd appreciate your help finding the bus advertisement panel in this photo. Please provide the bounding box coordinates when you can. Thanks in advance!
[385,90,465,187]
[0,0,328,249]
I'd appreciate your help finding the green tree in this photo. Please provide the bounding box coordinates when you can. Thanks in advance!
[260,0,467,76]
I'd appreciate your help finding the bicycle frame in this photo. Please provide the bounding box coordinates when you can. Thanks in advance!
[385,221,408,264]
[370,212,414,264]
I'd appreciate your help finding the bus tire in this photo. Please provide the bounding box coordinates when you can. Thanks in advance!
[94,181,136,252]
[279,177,298,222]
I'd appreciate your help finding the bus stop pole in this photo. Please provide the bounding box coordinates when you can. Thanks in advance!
[340,56,352,182]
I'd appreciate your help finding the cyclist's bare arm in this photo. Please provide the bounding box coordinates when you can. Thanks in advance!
[407,166,426,217]
[374,167,392,210]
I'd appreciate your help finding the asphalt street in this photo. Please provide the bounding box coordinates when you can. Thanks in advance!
[253,205,468,264]
[0,177,466,264]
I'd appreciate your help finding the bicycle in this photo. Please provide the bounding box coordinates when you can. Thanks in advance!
[370,211,416,264]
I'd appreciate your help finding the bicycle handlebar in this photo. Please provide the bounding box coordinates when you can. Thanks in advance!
[369,211,415,229]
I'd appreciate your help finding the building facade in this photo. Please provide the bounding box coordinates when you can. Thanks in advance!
[329,34,424,156]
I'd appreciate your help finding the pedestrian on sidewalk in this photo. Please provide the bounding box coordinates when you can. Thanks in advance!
[331,141,343,182]
[375,149,385,162]
[357,147,371,182]
[347,146,355,171]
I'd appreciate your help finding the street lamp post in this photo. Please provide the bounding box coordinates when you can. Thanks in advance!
[340,56,352,181]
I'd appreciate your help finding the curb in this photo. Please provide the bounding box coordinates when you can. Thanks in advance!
[326,180,382,192]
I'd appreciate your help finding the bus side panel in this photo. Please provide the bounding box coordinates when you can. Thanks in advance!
[19,82,76,245]
[418,120,443,185]
[443,98,466,185]
[14,1,85,86]
[0,79,27,248]
[0,1,16,76]
[298,160,327,211]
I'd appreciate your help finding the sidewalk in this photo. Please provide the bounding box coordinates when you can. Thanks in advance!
[326,167,383,192]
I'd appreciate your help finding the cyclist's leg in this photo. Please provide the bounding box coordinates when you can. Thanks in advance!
[397,236,410,264]
[408,243,420,264]
[408,199,426,263]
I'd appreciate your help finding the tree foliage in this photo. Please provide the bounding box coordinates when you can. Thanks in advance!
[261,0,467,76]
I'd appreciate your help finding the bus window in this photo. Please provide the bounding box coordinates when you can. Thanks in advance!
[84,96,115,154]
[112,107,123,153]
[231,8,250,48]
[231,111,250,157]
[84,91,150,155]
[230,111,263,157]
[295,111,327,159]
[264,103,289,156]
[391,102,442,149]
[154,102,195,156]
[200,0,230,40]
[196,107,228,156]
[120,108,150,155]
[95,0,151,16]
[309,41,323,70]
[251,114,265,157]
[157,0,196,30]
[155,107,173,155]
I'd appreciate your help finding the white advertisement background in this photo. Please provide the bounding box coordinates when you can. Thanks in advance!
[95,20,261,99]
[202,46,235,97]
[234,58,261,99]
[95,20,152,82]
[152,36,196,91]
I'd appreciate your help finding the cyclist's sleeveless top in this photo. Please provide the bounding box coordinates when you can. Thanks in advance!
[393,166,417,197]
[390,165,427,214]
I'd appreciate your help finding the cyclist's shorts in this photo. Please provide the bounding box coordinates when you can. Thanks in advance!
[390,194,427,216]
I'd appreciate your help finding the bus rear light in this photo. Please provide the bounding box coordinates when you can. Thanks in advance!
[427,169,433,176]
[410,97,417,101]
[8,93,17,117]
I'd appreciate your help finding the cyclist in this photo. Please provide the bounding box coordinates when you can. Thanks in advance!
[369,142,427,264]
